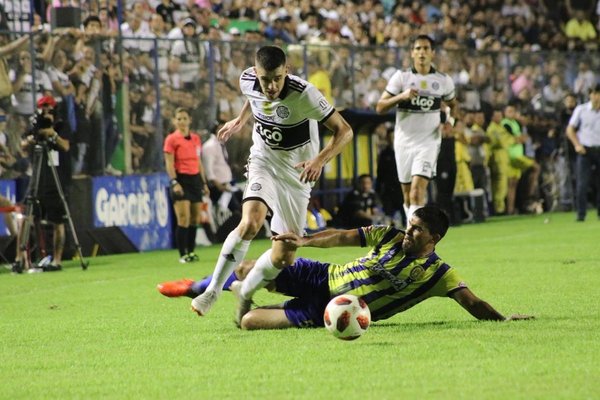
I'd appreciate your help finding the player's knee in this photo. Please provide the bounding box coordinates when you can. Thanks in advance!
[271,253,294,269]
[239,311,260,330]
[234,259,256,280]
[237,219,262,239]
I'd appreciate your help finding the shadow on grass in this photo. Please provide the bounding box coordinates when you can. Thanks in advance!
[373,319,480,331]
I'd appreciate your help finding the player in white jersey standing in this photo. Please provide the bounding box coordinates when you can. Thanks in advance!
[191,46,353,323]
[376,35,460,223]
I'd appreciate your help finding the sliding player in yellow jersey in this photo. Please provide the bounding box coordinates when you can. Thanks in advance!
[159,206,533,329]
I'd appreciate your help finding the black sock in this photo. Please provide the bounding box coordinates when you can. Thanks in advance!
[176,225,188,256]
[187,225,197,254]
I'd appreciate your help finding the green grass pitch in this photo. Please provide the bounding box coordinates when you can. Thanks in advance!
[1,212,599,399]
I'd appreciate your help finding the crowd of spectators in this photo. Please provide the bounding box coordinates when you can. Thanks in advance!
[0,0,598,224]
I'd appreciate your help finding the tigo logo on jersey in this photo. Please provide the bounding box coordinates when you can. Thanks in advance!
[411,96,435,111]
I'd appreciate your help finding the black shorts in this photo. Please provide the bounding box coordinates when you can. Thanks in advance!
[174,173,203,203]
[36,192,67,224]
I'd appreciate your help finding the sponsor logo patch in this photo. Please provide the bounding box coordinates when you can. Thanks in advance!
[250,183,262,191]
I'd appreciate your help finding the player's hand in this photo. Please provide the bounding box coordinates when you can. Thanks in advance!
[271,232,303,249]
[217,118,242,143]
[400,88,419,101]
[295,158,324,183]
[505,314,535,321]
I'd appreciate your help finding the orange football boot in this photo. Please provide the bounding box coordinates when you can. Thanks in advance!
[157,279,195,298]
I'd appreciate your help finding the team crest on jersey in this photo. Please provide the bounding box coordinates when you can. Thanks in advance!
[420,80,427,89]
[276,105,290,119]
[409,266,424,280]
[250,183,262,191]
[432,81,440,90]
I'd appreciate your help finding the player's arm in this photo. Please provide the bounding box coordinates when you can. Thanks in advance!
[272,228,361,249]
[217,100,252,143]
[296,111,353,183]
[375,89,418,114]
[444,97,461,124]
[451,287,533,321]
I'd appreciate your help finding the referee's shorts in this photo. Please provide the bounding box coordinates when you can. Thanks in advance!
[173,173,203,202]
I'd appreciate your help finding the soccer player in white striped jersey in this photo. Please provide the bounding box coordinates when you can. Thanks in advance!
[376,35,460,224]
[191,46,353,322]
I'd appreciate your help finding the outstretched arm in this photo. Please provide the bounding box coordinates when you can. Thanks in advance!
[216,100,252,143]
[272,228,361,250]
[451,288,534,321]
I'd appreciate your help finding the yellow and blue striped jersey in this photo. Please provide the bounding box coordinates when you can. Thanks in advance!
[327,225,466,321]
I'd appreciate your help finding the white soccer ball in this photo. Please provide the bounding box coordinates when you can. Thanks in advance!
[323,294,371,340]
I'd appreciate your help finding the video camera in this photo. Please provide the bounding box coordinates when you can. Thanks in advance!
[26,110,54,142]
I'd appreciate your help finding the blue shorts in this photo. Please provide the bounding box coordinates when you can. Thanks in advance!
[274,257,331,328]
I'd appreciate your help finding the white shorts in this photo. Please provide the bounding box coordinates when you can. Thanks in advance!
[394,141,440,183]
[243,158,310,235]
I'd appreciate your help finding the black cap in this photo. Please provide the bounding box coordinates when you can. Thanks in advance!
[182,17,197,27]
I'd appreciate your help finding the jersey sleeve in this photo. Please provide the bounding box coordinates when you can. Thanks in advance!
[442,74,456,102]
[302,84,334,122]
[384,70,403,96]
[430,267,468,297]
[359,225,398,248]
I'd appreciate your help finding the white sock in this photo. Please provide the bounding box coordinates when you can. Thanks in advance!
[205,229,251,293]
[240,249,281,299]
[403,204,410,225]
[407,204,422,224]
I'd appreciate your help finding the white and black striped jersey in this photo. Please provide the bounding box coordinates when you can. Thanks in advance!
[385,66,455,144]
[240,67,335,173]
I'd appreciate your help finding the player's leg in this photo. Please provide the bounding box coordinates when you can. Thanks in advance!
[238,308,294,330]
[158,272,240,298]
[407,175,429,222]
[236,188,308,323]
[401,183,411,223]
[407,146,438,221]
[238,283,330,330]
[191,200,267,315]
[394,144,413,220]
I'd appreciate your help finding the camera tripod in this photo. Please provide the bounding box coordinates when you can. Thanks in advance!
[19,142,88,270]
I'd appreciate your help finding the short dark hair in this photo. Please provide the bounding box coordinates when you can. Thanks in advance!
[590,83,600,93]
[413,206,449,240]
[411,34,435,49]
[256,46,286,71]
[83,15,102,28]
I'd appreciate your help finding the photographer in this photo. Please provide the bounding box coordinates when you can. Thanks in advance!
[17,95,71,273]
